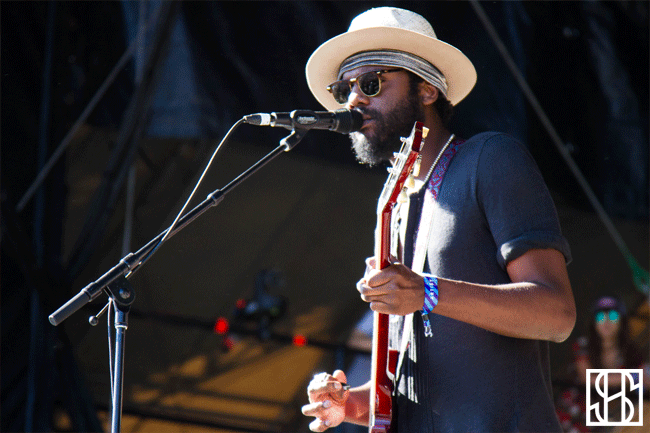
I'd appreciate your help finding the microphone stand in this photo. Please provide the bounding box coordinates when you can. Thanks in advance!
[48,126,309,433]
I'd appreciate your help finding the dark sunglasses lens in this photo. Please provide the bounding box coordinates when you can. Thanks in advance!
[330,82,350,104]
[329,71,382,104]
[358,72,381,97]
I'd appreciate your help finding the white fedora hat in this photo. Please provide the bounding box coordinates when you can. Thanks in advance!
[306,7,477,111]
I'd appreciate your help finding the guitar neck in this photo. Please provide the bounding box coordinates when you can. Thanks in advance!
[368,122,426,433]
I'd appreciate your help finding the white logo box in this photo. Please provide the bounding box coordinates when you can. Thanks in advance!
[586,369,643,426]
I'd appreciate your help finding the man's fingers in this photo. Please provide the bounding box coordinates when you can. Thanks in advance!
[302,399,334,432]
[309,418,332,432]
[307,372,347,404]
[366,268,394,287]
[332,370,347,384]
[308,379,344,395]
[358,282,391,299]
[301,400,332,417]
[369,300,392,314]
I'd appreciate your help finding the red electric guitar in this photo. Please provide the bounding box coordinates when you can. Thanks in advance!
[369,122,427,432]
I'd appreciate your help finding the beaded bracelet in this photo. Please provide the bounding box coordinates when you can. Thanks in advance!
[422,275,439,337]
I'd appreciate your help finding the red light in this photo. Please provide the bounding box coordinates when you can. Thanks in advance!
[214,317,229,335]
[235,299,247,309]
[292,334,307,347]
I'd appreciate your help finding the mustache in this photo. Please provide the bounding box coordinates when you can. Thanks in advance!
[353,107,381,121]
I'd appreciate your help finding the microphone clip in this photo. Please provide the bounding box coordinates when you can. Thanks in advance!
[281,128,309,151]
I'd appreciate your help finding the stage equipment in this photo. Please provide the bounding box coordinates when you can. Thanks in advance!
[48,110,342,432]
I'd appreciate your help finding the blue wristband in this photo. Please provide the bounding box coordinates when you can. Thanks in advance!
[421,276,438,337]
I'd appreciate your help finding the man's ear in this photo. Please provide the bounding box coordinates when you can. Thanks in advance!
[420,82,439,106]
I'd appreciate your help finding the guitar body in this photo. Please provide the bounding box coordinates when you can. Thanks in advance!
[369,311,396,432]
[369,122,426,432]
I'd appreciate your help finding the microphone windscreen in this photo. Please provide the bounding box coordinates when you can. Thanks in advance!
[335,108,363,133]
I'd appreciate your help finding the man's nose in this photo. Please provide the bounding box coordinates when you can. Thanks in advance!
[346,84,369,109]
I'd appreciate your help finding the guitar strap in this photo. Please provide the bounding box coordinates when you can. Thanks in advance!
[391,191,434,394]
[392,137,462,395]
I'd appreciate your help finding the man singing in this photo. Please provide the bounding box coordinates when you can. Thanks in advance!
[301,7,575,432]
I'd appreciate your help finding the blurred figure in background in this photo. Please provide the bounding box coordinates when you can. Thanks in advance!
[576,296,644,374]
[556,295,649,432]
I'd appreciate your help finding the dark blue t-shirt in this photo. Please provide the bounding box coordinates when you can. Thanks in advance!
[394,132,570,432]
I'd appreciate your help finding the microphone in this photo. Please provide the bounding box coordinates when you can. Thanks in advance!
[243,108,363,134]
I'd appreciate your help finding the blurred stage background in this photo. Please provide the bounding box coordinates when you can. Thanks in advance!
[2,1,648,432]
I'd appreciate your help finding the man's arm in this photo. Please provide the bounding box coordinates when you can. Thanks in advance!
[360,248,576,342]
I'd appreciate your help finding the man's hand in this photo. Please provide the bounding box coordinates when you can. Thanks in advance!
[356,257,425,316]
[301,370,349,431]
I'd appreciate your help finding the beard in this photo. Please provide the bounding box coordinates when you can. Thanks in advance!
[348,92,424,166]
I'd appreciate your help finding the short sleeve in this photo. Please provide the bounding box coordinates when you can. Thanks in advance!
[475,133,571,269]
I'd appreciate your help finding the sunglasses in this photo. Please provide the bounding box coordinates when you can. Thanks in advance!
[595,309,620,323]
[327,69,401,105]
